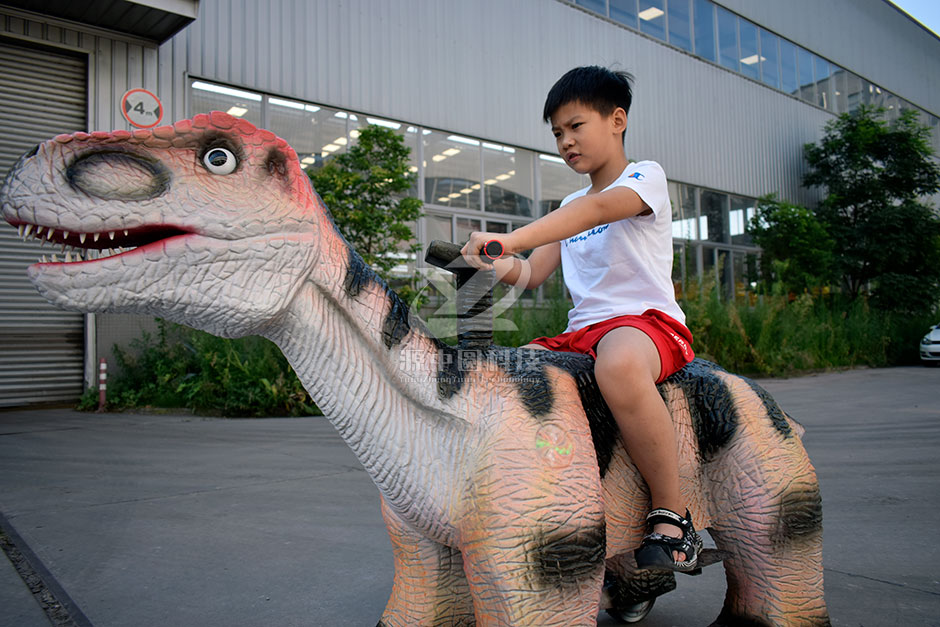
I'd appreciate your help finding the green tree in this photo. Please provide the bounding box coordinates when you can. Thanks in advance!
[803,105,940,314]
[747,194,834,294]
[309,125,424,302]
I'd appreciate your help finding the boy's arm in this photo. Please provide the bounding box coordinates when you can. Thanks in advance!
[487,242,561,290]
[461,186,649,269]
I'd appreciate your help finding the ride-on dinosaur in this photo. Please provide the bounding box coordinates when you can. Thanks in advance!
[0,112,829,626]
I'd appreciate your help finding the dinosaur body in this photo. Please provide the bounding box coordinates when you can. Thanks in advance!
[0,113,829,626]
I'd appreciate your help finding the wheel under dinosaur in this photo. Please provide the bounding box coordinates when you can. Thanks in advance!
[0,112,830,626]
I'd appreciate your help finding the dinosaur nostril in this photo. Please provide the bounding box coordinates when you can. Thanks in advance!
[67,150,170,201]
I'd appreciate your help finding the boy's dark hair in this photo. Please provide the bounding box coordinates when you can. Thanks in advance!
[542,66,635,139]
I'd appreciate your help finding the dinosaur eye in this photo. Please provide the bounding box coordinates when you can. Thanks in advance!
[202,147,237,175]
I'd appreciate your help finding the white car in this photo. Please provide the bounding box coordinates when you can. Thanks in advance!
[920,323,940,365]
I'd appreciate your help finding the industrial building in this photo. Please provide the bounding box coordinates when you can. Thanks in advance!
[1,0,938,406]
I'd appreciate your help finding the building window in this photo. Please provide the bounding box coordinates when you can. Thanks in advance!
[797,47,816,105]
[610,0,638,28]
[539,154,588,215]
[575,0,608,16]
[667,0,693,52]
[483,142,534,217]
[692,0,716,62]
[759,29,779,89]
[716,6,739,72]
[738,19,760,80]
[814,56,831,110]
[779,39,798,96]
[729,196,756,246]
[638,0,666,40]
[423,131,482,211]
[700,189,727,244]
[191,81,262,125]
[669,182,697,240]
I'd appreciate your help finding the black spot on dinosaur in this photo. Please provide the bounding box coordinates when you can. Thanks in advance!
[382,292,411,349]
[343,249,411,349]
[743,377,794,438]
[265,147,289,179]
[530,522,606,590]
[667,360,739,461]
[344,249,372,298]
[772,485,823,546]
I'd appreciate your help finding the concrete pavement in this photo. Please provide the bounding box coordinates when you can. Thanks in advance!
[0,365,938,626]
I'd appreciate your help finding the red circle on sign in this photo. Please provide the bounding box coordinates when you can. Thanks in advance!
[121,88,163,129]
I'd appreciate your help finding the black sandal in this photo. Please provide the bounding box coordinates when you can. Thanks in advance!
[634,508,704,574]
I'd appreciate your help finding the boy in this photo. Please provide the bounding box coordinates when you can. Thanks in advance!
[461,66,701,573]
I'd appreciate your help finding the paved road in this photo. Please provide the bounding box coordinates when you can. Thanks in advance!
[0,365,938,626]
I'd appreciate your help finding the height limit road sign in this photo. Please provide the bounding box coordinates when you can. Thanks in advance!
[121,88,163,128]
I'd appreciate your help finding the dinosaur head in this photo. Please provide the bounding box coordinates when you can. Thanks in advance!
[0,112,326,337]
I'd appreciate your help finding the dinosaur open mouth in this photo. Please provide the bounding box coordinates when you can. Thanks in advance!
[14,222,190,264]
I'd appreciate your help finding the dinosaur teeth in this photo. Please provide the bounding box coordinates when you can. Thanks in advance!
[79,233,86,244]
[124,229,129,236]
[93,233,100,242]
[35,226,44,237]
[65,251,72,263]
[23,224,33,238]
[63,231,70,239]
[108,231,115,240]
[46,229,55,240]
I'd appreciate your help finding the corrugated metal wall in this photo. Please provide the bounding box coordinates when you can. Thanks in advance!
[163,0,837,204]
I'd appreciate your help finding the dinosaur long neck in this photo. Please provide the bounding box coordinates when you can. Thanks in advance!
[264,229,474,539]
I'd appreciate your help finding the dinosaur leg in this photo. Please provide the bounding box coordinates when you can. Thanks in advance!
[379,498,474,627]
[706,374,830,627]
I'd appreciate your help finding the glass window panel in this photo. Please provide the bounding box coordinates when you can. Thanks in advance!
[830,67,846,114]
[191,80,262,125]
[424,131,481,210]
[576,0,607,15]
[797,47,816,104]
[692,0,716,62]
[881,92,901,121]
[455,217,482,244]
[670,182,697,240]
[716,6,739,71]
[759,29,779,89]
[738,19,759,80]
[700,190,727,244]
[730,196,755,245]
[638,0,666,40]
[483,143,534,217]
[610,0,638,28]
[483,220,509,233]
[843,70,863,113]
[814,56,831,110]
[539,154,589,215]
[668,0,692,52]
[266,99,348,172]
[779,39,798,95]
[425,213,453,244]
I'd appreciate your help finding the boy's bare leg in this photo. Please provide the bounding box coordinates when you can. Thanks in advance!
[594,327,686,561]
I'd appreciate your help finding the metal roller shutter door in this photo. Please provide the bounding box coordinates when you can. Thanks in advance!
[0,40,87,407]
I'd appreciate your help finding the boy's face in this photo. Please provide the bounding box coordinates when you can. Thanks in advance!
[550,101,627,176]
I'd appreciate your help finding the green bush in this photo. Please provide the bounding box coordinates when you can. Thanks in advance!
[97,320,320,417]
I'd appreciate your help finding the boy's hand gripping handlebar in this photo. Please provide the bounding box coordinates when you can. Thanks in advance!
[482,239,504,261]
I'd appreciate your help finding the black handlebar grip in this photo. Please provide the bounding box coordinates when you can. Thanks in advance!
[482,239,504,260]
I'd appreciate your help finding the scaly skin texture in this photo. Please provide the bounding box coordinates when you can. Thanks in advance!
[0,112,829,626]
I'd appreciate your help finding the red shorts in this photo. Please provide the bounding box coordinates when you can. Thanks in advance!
[529,310,695,383]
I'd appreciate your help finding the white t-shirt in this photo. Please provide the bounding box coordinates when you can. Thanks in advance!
[559,160,685,332]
